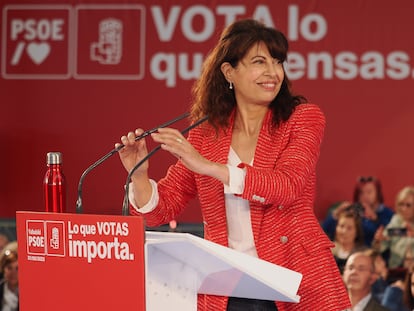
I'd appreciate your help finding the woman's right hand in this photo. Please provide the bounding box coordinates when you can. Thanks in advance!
[332,201,352,219]
[373,225,389,245]
[116,128,149,177]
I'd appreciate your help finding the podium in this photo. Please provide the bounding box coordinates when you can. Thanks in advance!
[17,211,302,310]
[16,211,146,310]
[145,231,302,310]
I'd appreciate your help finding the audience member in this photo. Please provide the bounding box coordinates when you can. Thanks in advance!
[0,248,18,311]
[322,176,394,246]
[0,242,18,261]
[402,266,414,310]
[373,186,414,269]
[322,201,352,240]
[0,235,9,255]
[343,249,389,311]
[368,249,392,303]
[332,209,366,273]
[0,241,18,281]
[381,265,414,311]
[403,246,414,272]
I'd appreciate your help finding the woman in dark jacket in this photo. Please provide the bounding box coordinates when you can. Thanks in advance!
[0,249,18,311]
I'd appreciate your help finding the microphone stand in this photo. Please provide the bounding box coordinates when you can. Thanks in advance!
[75,112,190,214]
[122,115,209,216]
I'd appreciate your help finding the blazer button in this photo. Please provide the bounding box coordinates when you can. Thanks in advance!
[280,236,288,244]
[278,205,283,210]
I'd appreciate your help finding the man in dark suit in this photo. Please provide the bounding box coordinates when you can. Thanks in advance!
[343,249,389,311]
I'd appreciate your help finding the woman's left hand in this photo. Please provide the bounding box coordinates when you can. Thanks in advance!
[151,127,212,175]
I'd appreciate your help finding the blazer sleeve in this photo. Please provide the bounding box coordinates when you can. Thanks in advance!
[134,129,201,227]
[239,103,325,206]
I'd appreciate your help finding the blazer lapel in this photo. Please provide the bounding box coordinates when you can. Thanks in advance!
[198,121,233,244]
[250,109,287,248]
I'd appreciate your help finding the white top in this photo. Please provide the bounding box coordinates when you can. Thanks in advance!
[130,147,258,257]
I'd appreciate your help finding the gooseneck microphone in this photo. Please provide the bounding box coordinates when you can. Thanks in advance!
[121,115,209,216]
[75,112,190,214]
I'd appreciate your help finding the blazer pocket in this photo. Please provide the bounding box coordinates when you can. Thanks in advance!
[300,232,334,256]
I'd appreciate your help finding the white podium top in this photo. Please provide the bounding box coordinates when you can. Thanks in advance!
[145,231,302,311]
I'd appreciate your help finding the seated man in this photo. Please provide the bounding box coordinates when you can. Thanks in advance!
[343,249,389,311]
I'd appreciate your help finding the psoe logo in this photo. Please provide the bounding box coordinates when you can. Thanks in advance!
[26,220,66,258]
[26,220,46,255]
[46,221,65,256]
[2,5,71,79]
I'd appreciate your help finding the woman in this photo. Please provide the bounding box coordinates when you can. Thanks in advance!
[322,176,393,245]
[370,249,392,303]
[331,209,365,273]
[118,19,350,310]
[381,265,414,311]
[0,249,18,311]
[404,267,414,310]
[354,177,394,245]
[374,186,414,269]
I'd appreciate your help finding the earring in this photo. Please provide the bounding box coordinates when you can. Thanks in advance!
[229,81,233,89]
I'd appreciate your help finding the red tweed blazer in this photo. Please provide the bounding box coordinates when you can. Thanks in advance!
[132,103,351,311]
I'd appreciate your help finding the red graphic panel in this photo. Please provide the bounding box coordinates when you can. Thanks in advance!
[2,5,71,78]
[16,212,146,310]
[75,5,145,79]
[2,1,414,224]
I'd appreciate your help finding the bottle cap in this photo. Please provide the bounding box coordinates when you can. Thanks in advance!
[46,152,63,165]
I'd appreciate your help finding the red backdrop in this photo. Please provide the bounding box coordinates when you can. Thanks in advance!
[1,0,413,221]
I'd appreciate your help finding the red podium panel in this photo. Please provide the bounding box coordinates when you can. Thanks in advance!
[16,211,145,310]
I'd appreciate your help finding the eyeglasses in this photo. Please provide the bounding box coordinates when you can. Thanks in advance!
[357,176,376,183]
[344,265,372,273]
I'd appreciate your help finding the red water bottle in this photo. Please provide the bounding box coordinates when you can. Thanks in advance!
[44,152,66,213]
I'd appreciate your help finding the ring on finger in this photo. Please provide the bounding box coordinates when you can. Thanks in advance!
[176,137,183,144]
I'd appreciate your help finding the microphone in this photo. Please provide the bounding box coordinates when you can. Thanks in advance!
[121,115,209,216]
[75,112,190,214]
